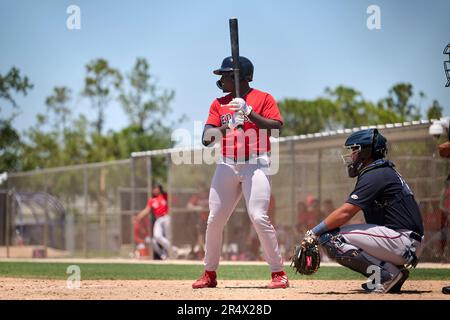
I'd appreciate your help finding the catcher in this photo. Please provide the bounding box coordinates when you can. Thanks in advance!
[292,129,424,293]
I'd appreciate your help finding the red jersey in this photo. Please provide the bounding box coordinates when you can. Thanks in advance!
[147,193,168,218]
[205,88,283,159]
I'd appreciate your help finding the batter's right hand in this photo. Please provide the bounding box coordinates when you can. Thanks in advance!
[227,110,245,129]
[223,98,253,116]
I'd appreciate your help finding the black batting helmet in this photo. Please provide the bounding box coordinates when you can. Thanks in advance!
[213,56,254,81]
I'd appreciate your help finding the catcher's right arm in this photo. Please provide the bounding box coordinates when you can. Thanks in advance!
[290,231,321,275]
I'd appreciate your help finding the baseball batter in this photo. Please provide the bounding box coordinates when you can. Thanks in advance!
[192,56,289,289]
[304,129,424,293]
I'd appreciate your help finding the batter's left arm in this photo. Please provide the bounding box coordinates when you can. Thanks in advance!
[247,111,282,130]
[223,97,282,130]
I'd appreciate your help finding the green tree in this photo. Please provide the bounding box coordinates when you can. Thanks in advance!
[379,83,420,121]
[325,86,368,128]
[109,125,173,159]
[60,114,90,166]
[277,97,338,136]
[82,59,122,135]
[21,114,60,170]
[119,58,175,132]
[325,85,403,128]
[20,89,91,170]
[426,100,443,120]
[0,67,33,172]
[18,58,178,171]
[0,67,33,117]
[45,86,72,135]
[278,84,419,136]
[0,120,21,172]
[370,101,402,124]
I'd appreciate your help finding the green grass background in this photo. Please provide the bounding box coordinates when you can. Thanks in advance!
[0,262,449,280]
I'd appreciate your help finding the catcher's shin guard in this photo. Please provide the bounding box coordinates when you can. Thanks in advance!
[319,232,402,293]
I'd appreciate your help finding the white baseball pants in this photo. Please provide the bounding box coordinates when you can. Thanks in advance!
[204,160,284,272]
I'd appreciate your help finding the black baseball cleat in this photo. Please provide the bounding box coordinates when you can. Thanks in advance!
[362,268,409,294]
[387,268,409,293]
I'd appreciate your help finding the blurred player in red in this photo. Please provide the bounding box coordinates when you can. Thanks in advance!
[135,184,178,259]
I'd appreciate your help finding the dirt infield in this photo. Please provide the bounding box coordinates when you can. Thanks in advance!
[1,278,449,300]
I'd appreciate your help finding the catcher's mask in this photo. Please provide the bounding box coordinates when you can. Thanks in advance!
[341,129,387,178]
[444,43,450,87]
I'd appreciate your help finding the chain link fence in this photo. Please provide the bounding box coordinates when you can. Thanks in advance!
[1,160,133,258]
[1,122,449,262]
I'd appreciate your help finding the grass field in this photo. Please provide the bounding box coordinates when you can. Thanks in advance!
[1,261,449,280]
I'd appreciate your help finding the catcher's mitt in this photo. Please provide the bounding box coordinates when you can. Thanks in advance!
[290,234,321,275]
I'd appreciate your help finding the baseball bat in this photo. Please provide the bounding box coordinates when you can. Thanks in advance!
[229,17,240,98]
[229,17,243,130]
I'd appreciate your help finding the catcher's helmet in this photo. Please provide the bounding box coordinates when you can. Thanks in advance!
[213,56,254,81]
[342,129,387,177]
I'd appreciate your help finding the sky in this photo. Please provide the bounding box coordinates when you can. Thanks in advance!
[1,0,449,147]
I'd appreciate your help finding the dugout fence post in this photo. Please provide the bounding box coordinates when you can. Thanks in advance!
[146,155,154,259]
[43,173,49,256]
[146,156,152,200]
[83,167,88,258]
[5,189,12,258]
[99,166,106,255]
[317,149,322,217]
[166,153,174,257]
[289,140,296,227]
[130,157,136,253]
